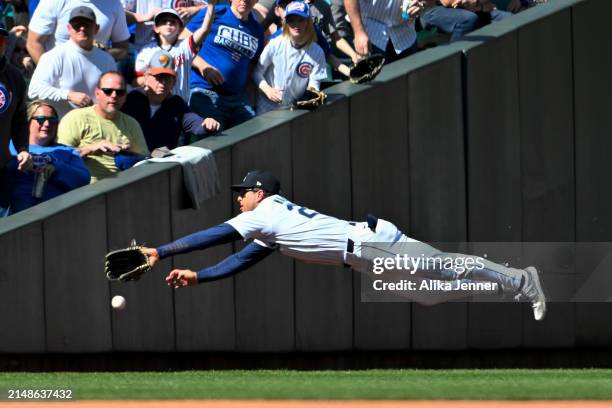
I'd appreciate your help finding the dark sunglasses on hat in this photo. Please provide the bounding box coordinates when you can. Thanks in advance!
[100,88,127,97]
[32,116,59,125]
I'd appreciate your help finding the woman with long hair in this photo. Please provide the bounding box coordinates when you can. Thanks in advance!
[253,1,327,114]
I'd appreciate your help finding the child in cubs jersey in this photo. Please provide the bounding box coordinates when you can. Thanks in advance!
[253,1,328,114]
[135,4,215,102]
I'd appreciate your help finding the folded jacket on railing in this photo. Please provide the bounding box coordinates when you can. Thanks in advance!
[135,146,220,209]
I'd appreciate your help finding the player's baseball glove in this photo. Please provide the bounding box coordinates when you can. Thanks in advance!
[105,240,151,282]
[291,87,327,111]
[349,54,386,84]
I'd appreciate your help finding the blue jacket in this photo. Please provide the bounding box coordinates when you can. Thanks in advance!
[8,142,90,214]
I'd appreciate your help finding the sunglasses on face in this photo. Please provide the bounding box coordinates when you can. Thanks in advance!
[100,88,127,97]
[153,74,175,82]
[238,188,258,197]
[32,116,59,125]
[70,19,95,30]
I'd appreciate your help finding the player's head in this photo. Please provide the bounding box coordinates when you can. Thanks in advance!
[282,2,316,45]
[231,170,280,213]
[153,9,183,43]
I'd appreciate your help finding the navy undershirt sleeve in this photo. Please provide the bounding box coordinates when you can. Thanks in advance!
[196,242,274,282]
[156,223,242,259]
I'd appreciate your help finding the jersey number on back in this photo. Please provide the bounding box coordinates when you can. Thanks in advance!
[273,197,318,219]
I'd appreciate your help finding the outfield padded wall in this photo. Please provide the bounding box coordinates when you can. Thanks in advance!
[0,0,604,354]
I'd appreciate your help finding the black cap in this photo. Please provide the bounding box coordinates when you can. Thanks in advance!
[69,6,97,23]
[231,170,280,194]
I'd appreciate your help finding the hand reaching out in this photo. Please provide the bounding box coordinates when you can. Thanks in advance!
[166,269,198,288]
[202,117,221,133]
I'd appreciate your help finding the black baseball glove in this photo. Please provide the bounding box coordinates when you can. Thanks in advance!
[349,54,386,84]
[291,87,327,111]
[105,240,151,282]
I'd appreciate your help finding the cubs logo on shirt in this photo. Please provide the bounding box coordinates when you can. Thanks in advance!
[0,84,11,114]
[214,25,259,59]
[296,62,313,78]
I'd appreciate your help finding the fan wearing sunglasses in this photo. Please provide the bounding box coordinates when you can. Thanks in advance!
[58,70,149,183]
[7,101,89,214]
[27,6,117,118]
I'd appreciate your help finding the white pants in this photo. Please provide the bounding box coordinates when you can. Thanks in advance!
[344,218,525,305]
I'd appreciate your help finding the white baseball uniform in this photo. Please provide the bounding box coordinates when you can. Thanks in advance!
[226,195,525,297]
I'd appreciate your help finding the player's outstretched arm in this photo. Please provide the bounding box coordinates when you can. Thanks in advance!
[155,223,243,259]
[166,242,274,288]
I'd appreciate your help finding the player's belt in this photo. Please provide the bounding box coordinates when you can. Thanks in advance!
[346,214,379,254]
[346,238,355,254]
[366,214,378,232]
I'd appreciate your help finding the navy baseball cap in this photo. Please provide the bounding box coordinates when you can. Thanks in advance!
[69,6,97,23]
[154,8,184,26]
[231,170,280,194]
[285,1,310,18]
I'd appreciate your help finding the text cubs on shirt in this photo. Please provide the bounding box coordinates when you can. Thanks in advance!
[214,25,259,59]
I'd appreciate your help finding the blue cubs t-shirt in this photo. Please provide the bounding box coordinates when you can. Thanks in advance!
[187,5,264,95]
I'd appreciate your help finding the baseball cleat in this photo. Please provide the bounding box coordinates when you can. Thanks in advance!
[517,266,547,321]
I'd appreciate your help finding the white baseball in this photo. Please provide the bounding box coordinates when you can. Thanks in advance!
[111,295,126,311]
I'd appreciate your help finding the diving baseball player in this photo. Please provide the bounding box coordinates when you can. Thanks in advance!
[142,170,547,321]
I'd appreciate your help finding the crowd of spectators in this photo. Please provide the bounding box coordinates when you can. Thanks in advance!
[0,0,545,216]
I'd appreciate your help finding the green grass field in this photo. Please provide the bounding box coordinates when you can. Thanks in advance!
[1,369,612,400]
